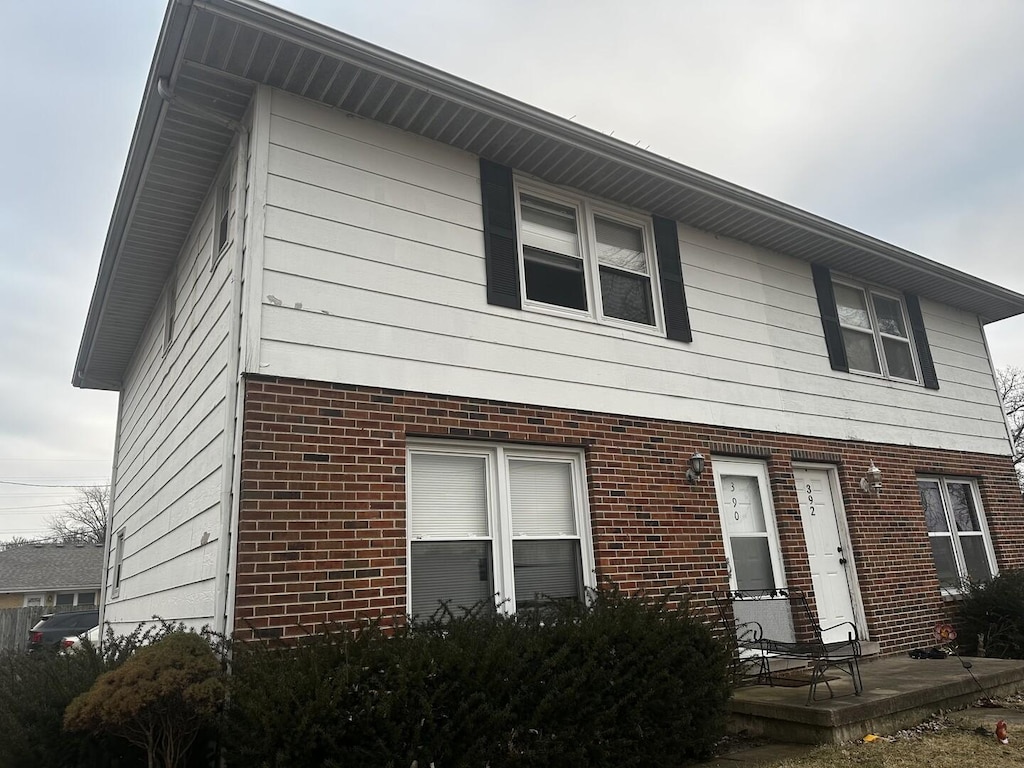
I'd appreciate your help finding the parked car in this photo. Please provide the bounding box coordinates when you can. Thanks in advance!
[27,610,99,653]
[60,624,102,653]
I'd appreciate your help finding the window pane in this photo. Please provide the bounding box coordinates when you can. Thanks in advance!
[520,195,579,257]
[881,337,917,381]
[872,295,908,337]
[834,284,872,329]
[410,541,493,618]
[918,481,948,532]
[512,540,582,610]
[599,267,654,325]
[928,536,960,589]
[523,247,587,311]
[960,536,993,583]
[508,459,575,536]
[731,537,775,591]
[409,453,488,538]
[77,593,96,606]
[55,593,75,606]
[594,217,647,272]
[947,482,980,532]
[721,475,767,535]
[842,328,881,374]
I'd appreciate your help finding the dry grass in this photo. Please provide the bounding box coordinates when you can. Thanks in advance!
[766,730,1024,767]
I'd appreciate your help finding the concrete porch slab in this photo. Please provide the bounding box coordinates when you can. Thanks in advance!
[729,655,1024,744]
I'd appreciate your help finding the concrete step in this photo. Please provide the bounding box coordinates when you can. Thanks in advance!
[729,654,1024,744]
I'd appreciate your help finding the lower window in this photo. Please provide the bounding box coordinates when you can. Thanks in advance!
[918,477,996,591]
[407,442,594,619]
[712,458,785,591]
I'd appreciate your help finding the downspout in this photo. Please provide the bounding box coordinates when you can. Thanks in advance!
[157,78,248,638]
[97,391,125,639]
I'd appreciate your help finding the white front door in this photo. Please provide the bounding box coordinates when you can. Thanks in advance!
[713,459,785,592]
[794,467,858,644]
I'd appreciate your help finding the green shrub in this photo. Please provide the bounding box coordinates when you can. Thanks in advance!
[225,587,731,768]
[958,569,1024,658]
[0,621,204,768]
[65,631,226,768]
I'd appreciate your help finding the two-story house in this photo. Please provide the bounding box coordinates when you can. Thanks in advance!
[75,0,1024,653]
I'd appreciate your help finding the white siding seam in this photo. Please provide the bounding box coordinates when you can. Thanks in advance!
[262,335,1003,433]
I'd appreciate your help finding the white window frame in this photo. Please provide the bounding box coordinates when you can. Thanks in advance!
[712,458,786,591]
[833,278,920,383]
[54,592,95,607]
[406,440,596,617]
[111,529,125,600]
[918,476,997,594]
[513,178,665,336]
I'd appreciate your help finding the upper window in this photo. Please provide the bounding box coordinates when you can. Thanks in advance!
[111,529,125,599]
[834,281,918,382]
[918,477,996,592]
[712,459,785,591]
[516,184,660,329]
[407,442,594,619]
[212,164,233,272]
[162,277,175,357]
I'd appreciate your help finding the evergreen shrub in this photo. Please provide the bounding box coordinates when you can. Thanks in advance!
[0,621,191,768]
[958,569,1024,658]
[225,587,731,768]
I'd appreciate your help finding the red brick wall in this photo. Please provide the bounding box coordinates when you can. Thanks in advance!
[234,375,1024,653]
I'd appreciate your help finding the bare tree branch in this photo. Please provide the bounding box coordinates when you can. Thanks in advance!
[46,485,109,545]
[996,366,1024,491]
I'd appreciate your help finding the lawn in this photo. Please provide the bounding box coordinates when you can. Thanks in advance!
[761,720,1024,767]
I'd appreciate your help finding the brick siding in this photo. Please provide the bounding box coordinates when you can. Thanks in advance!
[234,375,1024,653]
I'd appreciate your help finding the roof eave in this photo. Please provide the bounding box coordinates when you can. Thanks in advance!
[73,0,195,390]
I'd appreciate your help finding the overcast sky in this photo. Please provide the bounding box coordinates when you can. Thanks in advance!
[1,0,1023,541]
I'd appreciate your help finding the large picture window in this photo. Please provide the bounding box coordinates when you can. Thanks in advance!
[712,459,785,591]
[407,442,594,619]
[918,477,996,591]
[515,183,660,330]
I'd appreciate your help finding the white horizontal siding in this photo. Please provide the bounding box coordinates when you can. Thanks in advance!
[251,89,1010,456]
[105,160,236,629]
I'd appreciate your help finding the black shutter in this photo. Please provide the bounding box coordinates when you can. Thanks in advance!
[905,293,939,389]
[811,264,849,372]
[652,216,692,342]
[479,159,521,309]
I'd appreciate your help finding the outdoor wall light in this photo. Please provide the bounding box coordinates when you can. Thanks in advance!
[859,460,882,495]
[686,453,706,484]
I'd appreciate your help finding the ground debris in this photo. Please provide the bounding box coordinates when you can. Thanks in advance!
[861,715,953,743]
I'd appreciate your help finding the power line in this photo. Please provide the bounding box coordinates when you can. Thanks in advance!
[0,504,68,512]
[0,480,107,489]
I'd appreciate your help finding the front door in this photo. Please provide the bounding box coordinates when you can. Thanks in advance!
[794,467,859,643]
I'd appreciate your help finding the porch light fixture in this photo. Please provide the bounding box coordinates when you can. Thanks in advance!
[686,453,706,484]
[859,460,882,495]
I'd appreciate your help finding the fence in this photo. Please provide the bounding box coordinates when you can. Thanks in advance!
[0,605,81,652]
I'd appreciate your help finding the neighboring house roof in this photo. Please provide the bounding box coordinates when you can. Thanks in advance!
[74,0,1024,391]
[0,543,104,593]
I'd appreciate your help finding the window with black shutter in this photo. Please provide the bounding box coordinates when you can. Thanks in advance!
[479,160,692,341]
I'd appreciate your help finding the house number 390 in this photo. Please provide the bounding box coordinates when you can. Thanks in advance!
[730,482,739,520]
[805,483,815,516]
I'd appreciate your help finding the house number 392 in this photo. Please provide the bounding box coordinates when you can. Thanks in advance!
[805,483,815,516]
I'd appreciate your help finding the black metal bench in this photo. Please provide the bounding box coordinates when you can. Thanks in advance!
[714,587,863,705]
